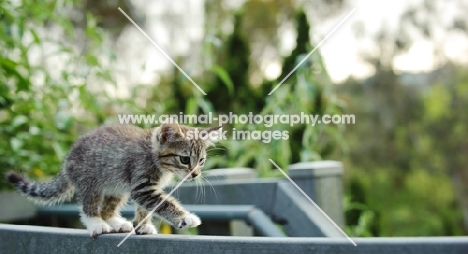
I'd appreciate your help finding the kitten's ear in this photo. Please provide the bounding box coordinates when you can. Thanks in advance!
[159,117,184,143]
[161,116,179,125]
[201,126,223,146]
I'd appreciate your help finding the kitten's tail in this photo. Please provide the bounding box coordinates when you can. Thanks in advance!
[6,170,75,205]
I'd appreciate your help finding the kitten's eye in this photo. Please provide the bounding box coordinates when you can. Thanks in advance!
[179,156,190,165]
[199,158,205,165]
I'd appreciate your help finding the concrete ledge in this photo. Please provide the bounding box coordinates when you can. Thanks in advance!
[288,160,343,178]
[1,224,467,254]
[204,168,256,180]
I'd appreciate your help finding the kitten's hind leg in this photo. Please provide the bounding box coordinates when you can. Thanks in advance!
[132,205,157,235]
[79,191,113,237]
[101,195,133,233]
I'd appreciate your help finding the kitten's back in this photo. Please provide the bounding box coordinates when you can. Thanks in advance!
[65,125,155,188]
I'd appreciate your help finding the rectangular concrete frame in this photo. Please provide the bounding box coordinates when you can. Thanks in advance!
[35,178,344,237]
[171,179,342,237]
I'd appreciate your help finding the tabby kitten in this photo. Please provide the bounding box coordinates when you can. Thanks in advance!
[7,120,220,237]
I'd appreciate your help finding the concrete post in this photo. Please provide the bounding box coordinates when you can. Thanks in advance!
[287,160,345,228]
[203,168,256,181]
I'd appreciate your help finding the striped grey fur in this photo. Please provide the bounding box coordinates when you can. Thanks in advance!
[6,120,221,237]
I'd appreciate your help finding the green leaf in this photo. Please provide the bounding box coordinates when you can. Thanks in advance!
[212,65,234,95]
[10,138,23,152]
[86,55,99,66]
[197,97,214,115]
[12,115,28,127]
[52,141,66,161]
[0,57,29,91]
[324,127,349,155]
[185,98,198,115]
[29,28,41,44]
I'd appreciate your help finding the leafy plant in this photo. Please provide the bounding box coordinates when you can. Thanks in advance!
[0,0,117,188]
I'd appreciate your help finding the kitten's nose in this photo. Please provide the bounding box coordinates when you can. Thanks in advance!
[191,172,199,178]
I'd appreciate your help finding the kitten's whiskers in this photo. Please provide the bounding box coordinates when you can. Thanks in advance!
[201,174,218,203]
[195,176,203,203]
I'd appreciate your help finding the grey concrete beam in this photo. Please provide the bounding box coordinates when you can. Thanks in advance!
[171,179,279,214]
[204,168,257,181]
[1,224,467,254]
[288,161,344,177]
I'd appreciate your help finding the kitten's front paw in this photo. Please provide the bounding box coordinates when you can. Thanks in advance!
[88,222,114,238]
[177,213,201,228]
[135,224,157,235]
[105,216,134,233]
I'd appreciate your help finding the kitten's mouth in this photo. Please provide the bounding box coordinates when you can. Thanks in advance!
[176,173,197,181]
[187,176,198,181]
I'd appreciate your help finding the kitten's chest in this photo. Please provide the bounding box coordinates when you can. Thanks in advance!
[157,171,174,189]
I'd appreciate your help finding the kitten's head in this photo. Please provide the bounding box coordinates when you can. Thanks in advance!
[152,118,221,180]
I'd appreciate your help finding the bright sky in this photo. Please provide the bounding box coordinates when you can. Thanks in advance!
[317,0,415,82]
[114,0,468,93]
[318,0,468,83]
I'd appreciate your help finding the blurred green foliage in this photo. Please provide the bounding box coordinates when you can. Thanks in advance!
[339,0,468,236]
[0,0,120,180]
[341,64,468,237]
[1,1,345,181]
[203,9,345,176]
